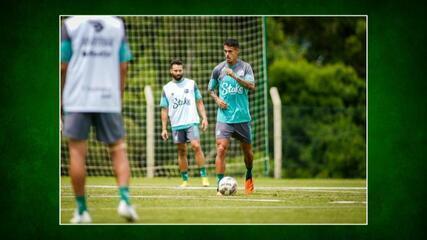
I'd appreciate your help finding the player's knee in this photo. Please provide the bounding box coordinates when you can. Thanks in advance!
[191,142,201,152]
[109,141,127,152]
[217,144,227,155]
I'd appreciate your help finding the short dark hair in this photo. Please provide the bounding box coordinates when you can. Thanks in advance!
[224,38,239,48]
[170,59,183,68]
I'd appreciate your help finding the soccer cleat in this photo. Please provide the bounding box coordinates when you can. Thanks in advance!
[117,200,139,222]
[180,180,188,187]
[244,178,254,195]
[202,177,210,187]
[70,209,92,224]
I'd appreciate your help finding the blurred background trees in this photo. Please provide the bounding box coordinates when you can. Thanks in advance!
[267,17,366,178]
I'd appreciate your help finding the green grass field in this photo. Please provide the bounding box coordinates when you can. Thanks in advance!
[60,177,366,224]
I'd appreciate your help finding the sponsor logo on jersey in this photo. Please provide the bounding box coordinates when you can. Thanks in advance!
[221,82,244,95]
[82,51,112,57]
[172,97,191,109]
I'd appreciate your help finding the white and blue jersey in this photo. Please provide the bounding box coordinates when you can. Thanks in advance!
[208,59,255,123]
[61,16,132,113]
[160,78,203,131]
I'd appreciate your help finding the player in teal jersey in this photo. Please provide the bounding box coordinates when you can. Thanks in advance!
[208,39,255,195]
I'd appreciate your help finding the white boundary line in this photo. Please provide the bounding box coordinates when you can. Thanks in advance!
[62,194,284,202]
[61,205,365,212]
[61,193,367,204]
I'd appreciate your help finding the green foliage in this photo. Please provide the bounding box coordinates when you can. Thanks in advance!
[270,17,366,77]
[270,59,365,107]
[267,17,366,178]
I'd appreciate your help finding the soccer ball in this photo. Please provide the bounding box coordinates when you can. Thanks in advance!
[218,176,238,195]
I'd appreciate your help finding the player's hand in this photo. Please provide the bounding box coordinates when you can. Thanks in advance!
[225,67,236,78]
[161,129,169,141]
[201,118,208,131]
[216,98,228,109]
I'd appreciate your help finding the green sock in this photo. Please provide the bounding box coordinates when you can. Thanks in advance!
[181,171,189,181]
[200,167,207,177]
[119,186,131,205]
[75,195,87,214]
[216,173,224,186]
[246,167,253,180]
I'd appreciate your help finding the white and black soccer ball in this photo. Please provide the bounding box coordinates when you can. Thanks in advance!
[218,176,238,196]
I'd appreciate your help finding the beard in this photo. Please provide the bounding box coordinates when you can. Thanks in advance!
[172,74,183,80]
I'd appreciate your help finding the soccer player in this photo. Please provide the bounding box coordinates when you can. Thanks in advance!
[160,59,210,187]
[208,38,256,195]
[61,16,138,223]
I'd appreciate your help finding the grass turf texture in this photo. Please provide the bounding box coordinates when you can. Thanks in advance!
[61,177,366,224]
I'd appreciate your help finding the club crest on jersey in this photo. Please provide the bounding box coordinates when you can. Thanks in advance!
[184,89,189,94]
[89,20,104,32]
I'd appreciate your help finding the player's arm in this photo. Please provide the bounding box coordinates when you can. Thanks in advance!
[194,83,208,131]
[224,67,255,91]
[61,24,72,109]
[60,23,72,130]
[208,70,228,109]
[119,63,127,100]
[161,108,169,141]
[197,100,208,131]
[60,63,68,131]
[159,89,169,141]
[61,63,68,106]
[119,35,132,101]
[209,88,228,110]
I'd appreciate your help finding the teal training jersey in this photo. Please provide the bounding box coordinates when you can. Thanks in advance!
[208,59,255,123]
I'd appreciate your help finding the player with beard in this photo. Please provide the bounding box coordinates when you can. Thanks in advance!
[160,59,210,187]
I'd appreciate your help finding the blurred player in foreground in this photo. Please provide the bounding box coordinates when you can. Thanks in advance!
[61,16,138,223]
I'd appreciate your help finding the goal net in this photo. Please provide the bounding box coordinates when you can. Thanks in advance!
[61,16,269,178]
